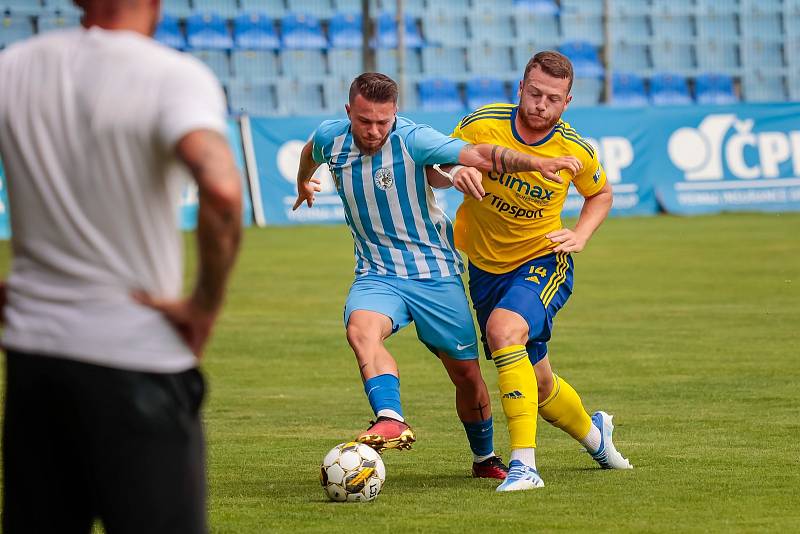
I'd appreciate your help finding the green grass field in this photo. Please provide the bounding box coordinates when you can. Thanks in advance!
[2,213,800,532]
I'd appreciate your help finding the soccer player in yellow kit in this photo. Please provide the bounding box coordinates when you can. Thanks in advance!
[450,51,633,491]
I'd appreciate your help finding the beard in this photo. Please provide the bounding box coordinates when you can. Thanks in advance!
[354,132,389,155]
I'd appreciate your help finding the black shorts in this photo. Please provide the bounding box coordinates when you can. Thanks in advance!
[2,350,208,534]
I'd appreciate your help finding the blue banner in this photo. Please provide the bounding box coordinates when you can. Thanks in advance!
[0,158,8,239]
[179,118,254,230]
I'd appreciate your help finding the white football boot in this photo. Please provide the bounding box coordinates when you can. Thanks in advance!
[495,460,545,492]
[589,411,633,469]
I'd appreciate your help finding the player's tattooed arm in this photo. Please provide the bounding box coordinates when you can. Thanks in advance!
[136,129,243,358]
[292,140,323,210]
[457,143,583,184]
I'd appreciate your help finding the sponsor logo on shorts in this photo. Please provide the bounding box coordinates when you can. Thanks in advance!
[456,342,477,351]
[488,194,544,219]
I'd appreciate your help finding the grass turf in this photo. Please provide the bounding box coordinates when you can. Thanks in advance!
[2,212,799,532]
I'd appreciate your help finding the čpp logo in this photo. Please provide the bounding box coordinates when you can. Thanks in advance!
[667,114,800,181]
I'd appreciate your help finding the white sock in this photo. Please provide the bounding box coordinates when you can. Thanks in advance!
[473,451,496,463]
[581,424,602,453]
[376,409,404,422]
[510,448,536,470]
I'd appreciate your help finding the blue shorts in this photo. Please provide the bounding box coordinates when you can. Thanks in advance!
[344,274,479,360]
[468,252,574,365]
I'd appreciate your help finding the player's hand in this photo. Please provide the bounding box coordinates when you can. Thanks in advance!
[452,167,485,201]
[534,156,582,184]
[292,177,322,210]
[133,292,218,359]
[546,228,588,253]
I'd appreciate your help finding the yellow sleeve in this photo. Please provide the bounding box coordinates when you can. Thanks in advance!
[451,111,483,144]
[572,149,607,197]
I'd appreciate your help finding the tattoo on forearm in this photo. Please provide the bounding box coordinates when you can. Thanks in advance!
[491,145,498,175]
[499,148,509,175]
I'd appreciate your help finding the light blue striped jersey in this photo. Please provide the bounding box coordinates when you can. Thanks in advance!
[311,116,467,279]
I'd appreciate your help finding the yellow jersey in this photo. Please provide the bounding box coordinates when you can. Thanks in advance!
[451,103,607,274]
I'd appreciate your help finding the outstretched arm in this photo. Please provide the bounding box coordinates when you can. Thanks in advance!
[292,140,323,210]
[458,143,583,184]
[547,181,613,253]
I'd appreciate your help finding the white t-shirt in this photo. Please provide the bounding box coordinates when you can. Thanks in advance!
[0,27,228,372]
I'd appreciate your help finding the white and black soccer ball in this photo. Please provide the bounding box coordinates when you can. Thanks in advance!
[320,441,386,502]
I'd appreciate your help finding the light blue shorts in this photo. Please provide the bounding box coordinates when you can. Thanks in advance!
[344,274,479,360]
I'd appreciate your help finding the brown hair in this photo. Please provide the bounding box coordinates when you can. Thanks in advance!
[349,72,398,104]
[523,50,574,93]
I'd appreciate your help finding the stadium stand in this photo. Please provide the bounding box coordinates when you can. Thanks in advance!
[234,12,280,50]
[154,14,186,50]
[329,11,362,48]
[232,49,280,79]
[695,72,738,104]
[468,11,515,46]
[375,12,423,48]
[228,79,279,115]
[287,0,335,20]
[187,12,233,50]
[191,49,231,80]
[559,41,604,78]
[611,72,649,107]
[1,15,33,47]
[328,48,362,77]
[281,12,327,49]
[515,12,560,49]
[193,0,239,17]
[422,46,468,78]
[650,72,693,105]
[161,0,194,18]
[280,48,327,77]
[513,0,559,16]
[420,12,469,47]
[419,78,465,111]
[466,77,511,109]
[239,0,290,19]
[376,48,423,77]
[2,0,43,16]
[468,44,516,79]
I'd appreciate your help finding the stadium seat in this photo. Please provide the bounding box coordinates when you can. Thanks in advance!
[2,0,43,16]
[651,11,694,40]
[561,0,602,15]
[421,46,467,78]
[376,48,423,77]
[614,0,651,16]
[787,71,800,101]
[322,77,351,114]
[379,0,426,17]
[154,14,185,50]
[696,13,738,41]
[161,0,193,18]
[742,71,786,102]
[279,48,327,77]
[741,38,786,70]
[327,48,362,78]
[611,72,648,107]
[418,78,465,112]
[468,45,515,78]
[651,0,694,15]
[570,77,602,106]
[473,0,514,13]
[375,12,423,49]
[612,42,650,73]
[421,12,469,47]
[187,12,233,50]
[513,0,559,16]
[651,38,695,75]
[0,15,33,47]
[193,0,239,18]
[514,13,560,47]
[333,0,378,14]
[277,79,326,115]
[696,0,740,15]
[190,50,231,80]
[286,0,334,20]
[240,0,291,19]
[426,0,471,16]
[281,12,327,49]
[695,73,738,105]
[649,73,693,105]
[228,80,279,116]
[234,12,280,50]
[740,5,783,39]
[559,41,604,78]
[608,14,650,43]
[42,0,80,16]
[696,37,740,75]
[560,13,603,46]
[231,50,280,79]
[466,77,511,109]
[469,12,515,46]
[37,13,80,33]
[329,12,362,49]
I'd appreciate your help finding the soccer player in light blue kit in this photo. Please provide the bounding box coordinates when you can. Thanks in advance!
[293,73,580,480]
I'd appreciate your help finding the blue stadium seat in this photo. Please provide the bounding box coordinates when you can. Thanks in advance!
[742,71,786,102]
[332,0,378,14]
[695,73,738,105]
[570,77,602,106]
[187,12,233,50]
[286,0,334,20]
[421,46,467,77]
[234,12,280,50]
[277,79,326,115]
[611,72,648,107]
[279,48,327,77]
[473,0,514,13]
[468,45,515,77]
[161,0,193,18]
[513,0,559,16]
[421,12,469,47]
[651,11,694,40]
[612,42,650,73]
[228,80,279,116]
[375,12,423,48]
[376,48,423,77]
[559,41,604,78]
[193,0,239,17]
[696,37,740,75]
[2,0,43,16]
[329,12,362,49]
[231,50,280,79]
[469,12,515,45]
[190,50,231,80]
[0,15,33,47]
[327,48,362,78]
[561,0,602,15]
[281,12,327,49]
[418,78,465,112]
[560,13,603,46]
[154,14,186,49]
[37,12,80,33]
[608,14,650,43]
[466,77,511,109]
[240,0,290,19]
[696,13,738,41]
[651,38,695,75]
[515,13,560,47]
[650,73,693,105]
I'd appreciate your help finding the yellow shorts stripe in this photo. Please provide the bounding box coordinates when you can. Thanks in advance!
[540,252,569,307]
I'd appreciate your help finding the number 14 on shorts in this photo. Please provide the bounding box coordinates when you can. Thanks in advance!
[525,266,548,284]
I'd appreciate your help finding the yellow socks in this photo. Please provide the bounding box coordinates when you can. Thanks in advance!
[537,373,592,441]
[491,345,538,449]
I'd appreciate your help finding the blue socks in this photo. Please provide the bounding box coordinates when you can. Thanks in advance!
[364,374,403,421]
[462,417,495,461]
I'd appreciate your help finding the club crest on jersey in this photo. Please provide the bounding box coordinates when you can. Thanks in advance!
[374,167,394,190]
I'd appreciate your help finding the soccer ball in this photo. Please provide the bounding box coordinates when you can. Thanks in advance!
[320,441,386,502]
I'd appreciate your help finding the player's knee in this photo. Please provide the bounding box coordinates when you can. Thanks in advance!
[446,360,484,390]
[485,318,528,352]
[345,323,381,353]
[536,371,555,403]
